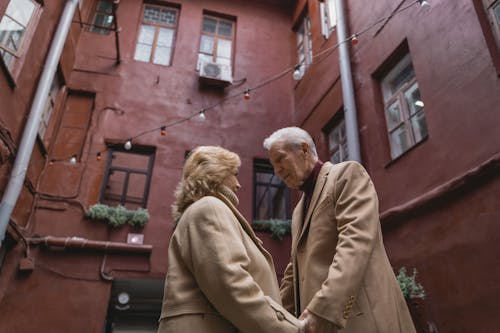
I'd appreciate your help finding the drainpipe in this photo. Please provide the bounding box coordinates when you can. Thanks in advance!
[0,0,79,248]
[335,0,362,163]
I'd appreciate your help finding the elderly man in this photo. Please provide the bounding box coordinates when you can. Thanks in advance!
[263,127,416,333]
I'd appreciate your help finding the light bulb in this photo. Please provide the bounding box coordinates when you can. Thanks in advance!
[419,0,431,11]
[124,140,132,150]
[69,155,77,164]
[293,66,303,80]
[415,100,424,108]
[351,34,359,45]
[160,126,166,136]
[96,152,102,161]
[198,111,206,120]
[244,90,250,100]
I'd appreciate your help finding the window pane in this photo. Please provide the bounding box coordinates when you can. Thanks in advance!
[0,48,14,67]
[93,13,113,28]
[218,20,232,37]
[199,35,214,54]
[0,16,25,52]
[203,17,217,33]
[216,57,231,66]
[390,125,409,158]
[217,39,231,59]
[137,25,155,44]
[96,0,113,14]
[410,111,428,143]
[157,28,173,47]
[388,63,414,96]
[134,43,152,62]
[385,101,402,130]
[143,5,160,24]
[158,8,177,25]
[494,2,500,24]
[6,0,35,27]
[404,82,424,115]
[153,46,171,65]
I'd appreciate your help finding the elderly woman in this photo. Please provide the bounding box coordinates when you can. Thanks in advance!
[158,146,304,333]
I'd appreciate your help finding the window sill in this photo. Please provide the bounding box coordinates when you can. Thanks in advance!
[384,135,429,169]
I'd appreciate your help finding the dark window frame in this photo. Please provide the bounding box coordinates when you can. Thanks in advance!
[99,146,156,208]
[253,159,291,221]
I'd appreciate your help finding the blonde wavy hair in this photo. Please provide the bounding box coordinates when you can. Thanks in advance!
[172,146,241,221]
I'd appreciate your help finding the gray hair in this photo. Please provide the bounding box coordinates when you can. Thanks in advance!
[263,127,318,157]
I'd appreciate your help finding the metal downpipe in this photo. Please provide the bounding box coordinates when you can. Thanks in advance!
[335,0,362,163]
[0,0,79,247]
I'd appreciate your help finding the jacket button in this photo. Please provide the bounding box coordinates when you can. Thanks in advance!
[276,311,285,321]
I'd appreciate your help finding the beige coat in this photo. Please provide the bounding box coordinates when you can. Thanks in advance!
[158,190,303,333]
[280,161,416,332]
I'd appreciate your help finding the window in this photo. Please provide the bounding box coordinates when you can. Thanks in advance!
[89,0,114,34]
[381,54,428,159]
[325,116,348,164]
[320,0,337,38]
[134,4,179,66]
[100,147,155,209]
[38,74,61,140]
[295,14,312,76]
[253,159,291,221]
[197,14,235,70]
[483,0,500,48]
[0,0,40,72]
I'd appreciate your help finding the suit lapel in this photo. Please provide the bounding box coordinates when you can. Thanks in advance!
[297,163,332,244]
[291,196,304,257]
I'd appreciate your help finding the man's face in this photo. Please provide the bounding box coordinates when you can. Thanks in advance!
[268,141,310,189]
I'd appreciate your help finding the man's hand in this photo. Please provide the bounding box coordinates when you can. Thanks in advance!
[299,309,337,333]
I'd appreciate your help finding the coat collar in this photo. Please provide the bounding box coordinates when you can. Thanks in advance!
[212,191,271,256]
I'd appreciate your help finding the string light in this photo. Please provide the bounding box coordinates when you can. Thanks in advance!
[124,140,132,150]
[50,1,425,165]
[198,110,206,120]
[418,0,431,11]
[293,64,304,80]
[351,34,359,45]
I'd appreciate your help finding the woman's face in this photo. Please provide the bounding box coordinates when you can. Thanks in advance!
[222,169,241,193]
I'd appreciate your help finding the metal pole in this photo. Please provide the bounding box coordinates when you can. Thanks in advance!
[0,0,79,247]
[335,0,362,163]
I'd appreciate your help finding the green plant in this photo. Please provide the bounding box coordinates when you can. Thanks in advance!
[87,204,149,228]
[253,219,291,240]
[396,267,425,300]
[128,208,150,228]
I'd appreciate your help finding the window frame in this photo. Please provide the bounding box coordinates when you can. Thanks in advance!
[380,54,428,159]
[133,3,180,67]
[483,0,500,48]
[295,13,312,76]
[99,146,156,209]
[0,0,42,86]
[320,0,337,39]
[253,159,291,221]
[197,13,236,71]
[88,0,115,35]
[324,115,348,164]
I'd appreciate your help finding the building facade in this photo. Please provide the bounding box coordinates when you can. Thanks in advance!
[0,0,498,332]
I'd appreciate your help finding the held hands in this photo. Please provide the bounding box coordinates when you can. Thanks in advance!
[299,309,337,333]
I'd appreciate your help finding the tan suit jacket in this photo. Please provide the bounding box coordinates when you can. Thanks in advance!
[280,161,416,332]
[158,192,303,333]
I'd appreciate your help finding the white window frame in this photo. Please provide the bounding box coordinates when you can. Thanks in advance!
[381,54,428,159]
[320,0,337,39]
[326,117,348,164]
[482,0,500,49]
[296,14,312,76]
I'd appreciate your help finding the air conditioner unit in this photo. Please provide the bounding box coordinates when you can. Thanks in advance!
[199,60,233,87]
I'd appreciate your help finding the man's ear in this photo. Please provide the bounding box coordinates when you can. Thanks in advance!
[300,142,310,156]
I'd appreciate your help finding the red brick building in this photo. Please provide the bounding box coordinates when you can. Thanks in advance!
[0,0,498,332]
